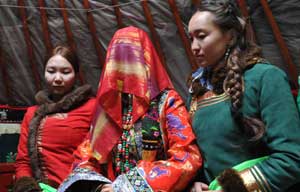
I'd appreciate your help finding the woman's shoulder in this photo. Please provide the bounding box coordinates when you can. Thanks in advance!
[157,89,186,111]
[84,97,96,106]
[26,105,38,115]
[245,63,287,80]
[75,97,96,111]
[22,105,38,121]
[158,89,183,103]
[162,89,181,98]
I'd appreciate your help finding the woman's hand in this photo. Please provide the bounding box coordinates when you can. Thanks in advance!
[190,182,223,192]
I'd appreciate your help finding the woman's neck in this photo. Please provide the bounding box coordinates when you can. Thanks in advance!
[51,94,64,102]
[211,61,226,73]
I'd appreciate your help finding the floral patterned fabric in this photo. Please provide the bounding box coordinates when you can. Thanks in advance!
[58,89,201,192]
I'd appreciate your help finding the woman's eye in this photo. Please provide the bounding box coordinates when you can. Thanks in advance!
[62,69,73,74]
[197,34,206,39]
[62,71,70,74]
[46,69,55,73]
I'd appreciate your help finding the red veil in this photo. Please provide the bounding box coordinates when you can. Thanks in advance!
[90,26,173,163]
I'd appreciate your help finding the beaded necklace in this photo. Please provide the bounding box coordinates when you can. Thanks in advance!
[115,94,135,175]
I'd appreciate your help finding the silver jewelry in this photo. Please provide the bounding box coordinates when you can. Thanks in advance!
[225,47,231,59]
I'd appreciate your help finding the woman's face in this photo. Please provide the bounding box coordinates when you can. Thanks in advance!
[45,54,76,96]
[188,11,232,68]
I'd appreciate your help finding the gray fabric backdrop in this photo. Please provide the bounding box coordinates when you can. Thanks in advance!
[0,0,299,106]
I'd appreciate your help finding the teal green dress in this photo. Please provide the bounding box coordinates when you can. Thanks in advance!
[189,64,300,192]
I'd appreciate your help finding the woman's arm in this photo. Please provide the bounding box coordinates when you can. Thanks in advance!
[220,66,300,192]
[15,107,36,178]
[72,136,102,173]
[253,67,300,191]
[14,107,42,192]
[57,137,112,192]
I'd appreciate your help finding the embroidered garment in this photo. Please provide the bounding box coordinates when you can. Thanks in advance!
[15,85,96,187]
[189,63,300,192]
[57,26,201,192]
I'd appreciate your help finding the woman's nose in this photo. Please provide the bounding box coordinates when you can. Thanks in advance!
[191,39,200,54]
[54,73,63,84]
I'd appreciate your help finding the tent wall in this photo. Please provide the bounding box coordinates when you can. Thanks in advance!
[0,0,299,107]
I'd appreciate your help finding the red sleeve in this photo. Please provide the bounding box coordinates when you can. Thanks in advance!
[67,98,102,175]
[72,134,102,173]
[15,106,37,179]
[137,90,202,191]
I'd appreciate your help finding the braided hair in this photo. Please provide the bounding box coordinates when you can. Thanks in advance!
[188,0,265,141]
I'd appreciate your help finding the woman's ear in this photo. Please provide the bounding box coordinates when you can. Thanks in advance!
[226,29,237,47]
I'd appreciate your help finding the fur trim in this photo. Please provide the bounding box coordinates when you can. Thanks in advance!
[13,176,41,192]
[28,84,93,181]
[217,168,249,192]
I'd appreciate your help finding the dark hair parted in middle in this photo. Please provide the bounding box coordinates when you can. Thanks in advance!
[46,45,79,74]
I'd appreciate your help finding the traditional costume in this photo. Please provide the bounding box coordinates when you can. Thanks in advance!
[189,62,300,192]
[58,26,201,192]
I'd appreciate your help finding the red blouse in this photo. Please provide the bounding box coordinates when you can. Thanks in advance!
[15,98,96,185]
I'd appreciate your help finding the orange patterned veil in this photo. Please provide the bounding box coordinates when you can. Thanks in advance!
[90,26,173,163]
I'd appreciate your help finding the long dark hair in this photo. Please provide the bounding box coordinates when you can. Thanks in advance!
[188,0,265,141]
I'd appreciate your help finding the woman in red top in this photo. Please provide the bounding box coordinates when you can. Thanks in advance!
[14,45,96,191]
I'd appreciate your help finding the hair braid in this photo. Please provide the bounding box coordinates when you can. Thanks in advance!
[225,49,243,112]
[225,48,265,141]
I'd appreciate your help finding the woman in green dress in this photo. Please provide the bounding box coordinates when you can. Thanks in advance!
[187,0,300,191]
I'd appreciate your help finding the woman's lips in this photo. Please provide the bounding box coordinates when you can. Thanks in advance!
[52,86,64,89]
[195,55,204,62]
